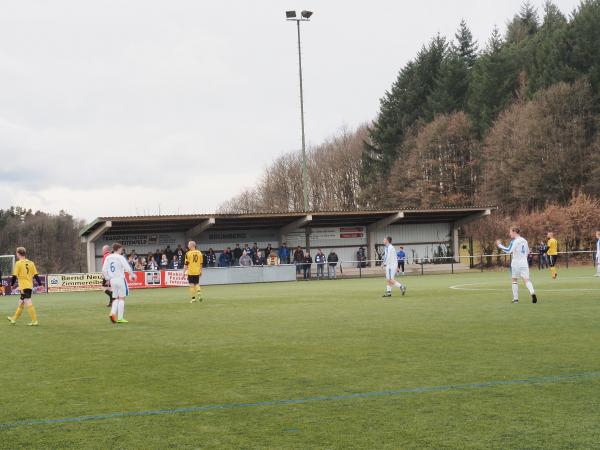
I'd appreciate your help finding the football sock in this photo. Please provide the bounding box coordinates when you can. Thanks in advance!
[550,267,556,277]
[196,285,202,298]
[525,281,535,295]
[111,300,118,317]
[117,300,125,320]
[12,305,24,321]
[512,282,519,300]
[27,305,37,322]
[386,285,392,293]
[393,281,403,289]
[189,286,196,299]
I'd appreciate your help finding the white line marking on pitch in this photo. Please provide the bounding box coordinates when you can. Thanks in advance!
[449,282,600,292]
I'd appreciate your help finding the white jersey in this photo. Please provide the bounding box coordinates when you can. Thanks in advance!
[498,236,529,267]
[596,239,600,261]
[383,243,398,268]
[102,253,133,281]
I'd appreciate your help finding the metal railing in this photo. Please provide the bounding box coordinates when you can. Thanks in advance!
[289,250,599,279]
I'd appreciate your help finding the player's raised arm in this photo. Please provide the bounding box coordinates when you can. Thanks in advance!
[497,240,513,253]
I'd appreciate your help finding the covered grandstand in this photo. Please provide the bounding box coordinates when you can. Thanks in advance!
[80,207,493,272]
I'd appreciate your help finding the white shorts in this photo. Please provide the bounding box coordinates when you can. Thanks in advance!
[110,278,129,298]
[511,265,530,279]
[385,266,398,280]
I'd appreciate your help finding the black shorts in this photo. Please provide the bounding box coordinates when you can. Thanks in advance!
[188,275,200,284]
[20,289,32,300]
[548,255,558,267]
[102,278,109,287]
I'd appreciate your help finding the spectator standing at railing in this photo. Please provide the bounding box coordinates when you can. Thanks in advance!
[293,246,304,275]
[165,245,174,262]
[279,242,290,264]
[176,249,185,268]
[595,230,600,277]
[254,250,266,266]
[396,246,406,275]
[303,251,312,280]
[154,248,161,265]
[538,242,549,269]
[244,244,253,259]
[267,250,280,266]
[315,248,326,280]
[219,247,232,267]
[135,258,145,271]
[225,247,233,266]
[327,250,338,279]
[233,244,243,266]
[252,243,259,259]
[147,256,158,271]
[357,246,366,268]
[127,254,135,270]
[171,255,180,270]
[206,249,217,267]
[264,244,273,258]
[159,254,169,270]
[239,250,253,267]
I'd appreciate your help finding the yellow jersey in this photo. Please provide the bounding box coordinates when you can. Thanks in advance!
[547,238,558,256]
[185,250,203,275]
[13,259,39,290]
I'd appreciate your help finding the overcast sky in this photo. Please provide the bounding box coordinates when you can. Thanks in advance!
[0,0,581,222]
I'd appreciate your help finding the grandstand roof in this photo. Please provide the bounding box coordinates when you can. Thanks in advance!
[80,207,494,238]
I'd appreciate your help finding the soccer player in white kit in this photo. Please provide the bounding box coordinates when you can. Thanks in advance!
[381,236,407,298]
[102,243,137,323]
[497,227,538,304]
[595,230,600,277]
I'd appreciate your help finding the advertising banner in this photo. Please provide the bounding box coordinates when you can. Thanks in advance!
[123,271,156,289]
[163,270,188,287]
[47,273,103,293]
[1,276,48,295]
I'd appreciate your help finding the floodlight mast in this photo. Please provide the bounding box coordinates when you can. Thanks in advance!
[285,10,313,215]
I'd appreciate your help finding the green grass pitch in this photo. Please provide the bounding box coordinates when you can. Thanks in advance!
[1,268,599,449]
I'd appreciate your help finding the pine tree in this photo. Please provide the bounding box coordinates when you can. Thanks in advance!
[428,20,478,115]
[454,19,478,68]
[361,35,447,194]
[467,26,521,134]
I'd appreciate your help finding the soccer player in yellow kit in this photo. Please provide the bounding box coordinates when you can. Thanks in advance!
[7,247,43,326]
[547,232,559,279]
[184,241,204,303]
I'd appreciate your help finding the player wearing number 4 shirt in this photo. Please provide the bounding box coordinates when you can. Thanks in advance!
[102,243,137,324]
[497,227,538,304]
[7,247,43,326]
[185,241,204,303]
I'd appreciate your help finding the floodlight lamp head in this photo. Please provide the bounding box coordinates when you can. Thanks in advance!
[286,11,297,19]
[301,10,313,19]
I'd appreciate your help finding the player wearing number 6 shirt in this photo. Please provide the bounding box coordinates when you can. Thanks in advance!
[102,243,137,324]
[497,226,538,304]
[381,236,406,298]
[185,241,204,303]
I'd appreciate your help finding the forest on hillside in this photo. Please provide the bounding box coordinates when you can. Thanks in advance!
[219,1,600,247]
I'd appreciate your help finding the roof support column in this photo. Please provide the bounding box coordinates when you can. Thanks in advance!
[366,212,405,266]
[186,218,216,240]
[452,209,491,263]
[81,221,112,273]
[278,215,312,248]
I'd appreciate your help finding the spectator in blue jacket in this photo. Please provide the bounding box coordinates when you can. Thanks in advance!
[279,242,290,264]
[396,246,406,275]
